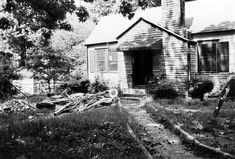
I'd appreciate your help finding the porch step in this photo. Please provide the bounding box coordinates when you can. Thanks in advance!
[121,93,146,98]
[122,88,146,96]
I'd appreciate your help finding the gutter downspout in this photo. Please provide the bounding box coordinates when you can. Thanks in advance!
[86,46,89,79]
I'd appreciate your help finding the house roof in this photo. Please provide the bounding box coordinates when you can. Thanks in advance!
[85,7,161,46]
[85,0,235,46]
[113,18,163,51]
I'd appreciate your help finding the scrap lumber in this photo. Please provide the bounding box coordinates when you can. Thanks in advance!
[52,89,118,116]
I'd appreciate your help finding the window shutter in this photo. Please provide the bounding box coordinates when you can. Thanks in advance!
[89,51,96,73]
[199,43,216,72]
[217,42,229,72]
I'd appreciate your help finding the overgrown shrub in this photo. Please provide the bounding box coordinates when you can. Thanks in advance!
[146,74,179,99]
[189,79,214,101]
[88,76,109,93]
[57,79,91,94]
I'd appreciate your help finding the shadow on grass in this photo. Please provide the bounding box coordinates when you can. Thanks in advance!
[0,106,147,159]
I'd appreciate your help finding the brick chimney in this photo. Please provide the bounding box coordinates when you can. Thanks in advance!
[161,0,188,96]
[161,0,185,35]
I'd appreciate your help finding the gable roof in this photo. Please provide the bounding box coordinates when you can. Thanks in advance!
[113,18,163,51]
[85,7,161,46]
[118,18,195,43]
[85,0,235,46]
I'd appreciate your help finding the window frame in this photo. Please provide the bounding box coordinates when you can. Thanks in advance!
[90,48,118,73]
[197,40,229,73]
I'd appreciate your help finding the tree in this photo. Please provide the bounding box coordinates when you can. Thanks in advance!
[0,52,20,99]
[0,0,89,66]
[26,46,76,92]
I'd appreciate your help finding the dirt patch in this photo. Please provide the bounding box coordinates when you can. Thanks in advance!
[147,101,235,157]
[121,99,204,159]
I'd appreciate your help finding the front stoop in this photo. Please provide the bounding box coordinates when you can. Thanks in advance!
[122,88,146,98]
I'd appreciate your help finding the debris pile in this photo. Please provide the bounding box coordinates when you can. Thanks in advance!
[0,99,36,113]
[36,89,119,116]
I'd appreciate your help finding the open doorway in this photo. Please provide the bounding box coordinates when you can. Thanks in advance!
[132,51,153,86]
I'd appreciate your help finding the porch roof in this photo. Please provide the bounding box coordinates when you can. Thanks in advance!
[110,38,162,52]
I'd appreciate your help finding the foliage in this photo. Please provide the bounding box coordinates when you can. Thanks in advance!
[189,79,214,101]
[146,74,179,99]
[0,53,20,100]
[88,76,109,93]
[26,46,76,92]
[0,0,89,68]
[57,79,91,94]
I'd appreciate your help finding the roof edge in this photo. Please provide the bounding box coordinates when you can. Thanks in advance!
[192,29,235,35]
[84,41,118,47]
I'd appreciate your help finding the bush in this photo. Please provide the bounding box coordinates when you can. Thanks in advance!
[88,76,109,93]
[57,79,91,94]
[189,79,214,101]
[146,74,179,99]
[0,66,20,100]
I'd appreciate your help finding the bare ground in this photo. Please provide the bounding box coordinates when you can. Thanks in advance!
[121,101,207,159]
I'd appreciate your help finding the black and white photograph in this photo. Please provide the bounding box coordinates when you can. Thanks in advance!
[0,0,235,158]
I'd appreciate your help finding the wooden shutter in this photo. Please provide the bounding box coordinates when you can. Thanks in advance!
[89,51,96,73]
[198,42,216,72]
[217,42,229,72]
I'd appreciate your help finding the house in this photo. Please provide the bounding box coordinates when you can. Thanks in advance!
[85,0,235,95]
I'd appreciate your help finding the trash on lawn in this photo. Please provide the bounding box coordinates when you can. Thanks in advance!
[0,99,36,113]
[36,89,119,116]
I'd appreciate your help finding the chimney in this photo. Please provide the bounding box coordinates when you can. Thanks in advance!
[161,0,188,96]
[161,0,185,35]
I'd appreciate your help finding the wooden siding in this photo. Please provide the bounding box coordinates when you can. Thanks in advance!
[117,19,162,48]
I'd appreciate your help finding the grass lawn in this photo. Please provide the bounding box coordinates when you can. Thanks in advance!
[0,105,147,159]
[146,99,235,156]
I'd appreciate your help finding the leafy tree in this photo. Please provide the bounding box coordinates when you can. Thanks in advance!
[0,0,89,66]
[26,46,77,92]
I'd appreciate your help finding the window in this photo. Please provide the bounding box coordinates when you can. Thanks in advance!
[90,48,118,73]
[198,41,229,73]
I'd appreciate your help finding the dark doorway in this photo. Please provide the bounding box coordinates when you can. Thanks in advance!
[133,51,153,86]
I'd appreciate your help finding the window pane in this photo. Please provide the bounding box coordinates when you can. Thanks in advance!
[108,52,118,71]
[109,61,118,71]
[198,42,216,72]
[89,51,96,73]
[97,49,106,71]
[98,61,105,71]
[217,42,229,72]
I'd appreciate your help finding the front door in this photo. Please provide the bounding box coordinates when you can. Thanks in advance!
[133,51,153,86]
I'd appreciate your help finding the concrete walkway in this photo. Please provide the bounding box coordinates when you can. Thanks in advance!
[121,101,205,159]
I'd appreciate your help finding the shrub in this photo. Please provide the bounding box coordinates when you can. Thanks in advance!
[146,74,179,99]
[0,66,20,100]
[88,76,109,93]
[189,79,214,101]
[57,79,91,94]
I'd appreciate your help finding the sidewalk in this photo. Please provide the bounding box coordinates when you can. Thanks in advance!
[121,99,204,159]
